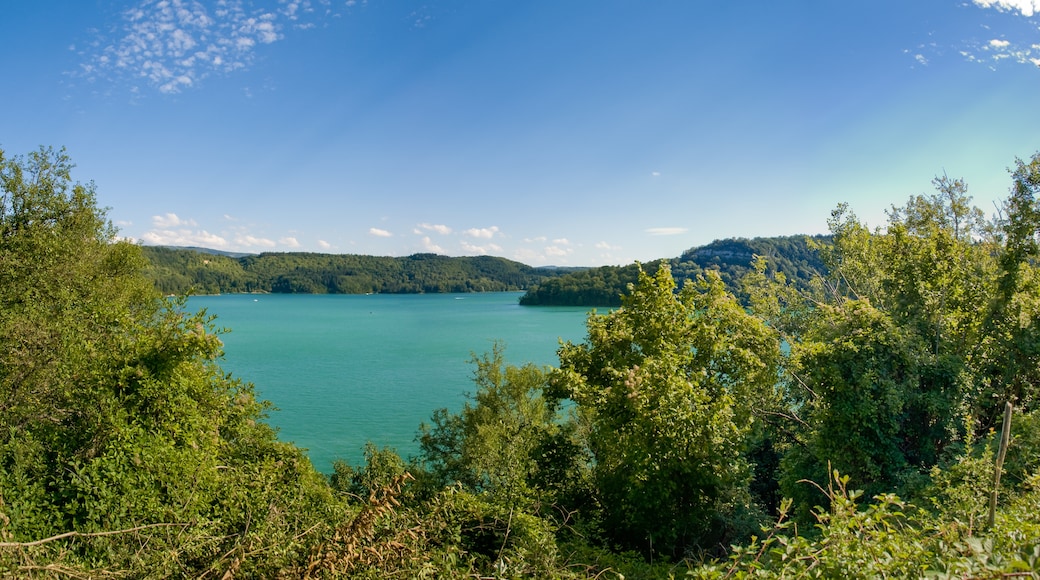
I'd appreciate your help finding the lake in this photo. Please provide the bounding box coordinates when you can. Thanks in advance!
[189,292,596,472]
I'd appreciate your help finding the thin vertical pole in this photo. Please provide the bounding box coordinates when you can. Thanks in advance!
[988,401,1013,528]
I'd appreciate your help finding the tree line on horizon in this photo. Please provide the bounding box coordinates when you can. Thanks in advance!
[142,247,564,295]
[4,144,1040,577]
[517,234,830,306]
[141,236,829,305]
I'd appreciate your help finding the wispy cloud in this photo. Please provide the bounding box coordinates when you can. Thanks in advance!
[646,227,688,236]
[420,236,445,253]
[462,226,500,239]
[544,245,573,257]
[235,233,276,247]
[152,212,196,228]
[974,0,1040,17]
[369,227,393,238]
[460,240,502,255]
[141,212,324,250]
[75,0,335,94]
[143,213,230,247]
[141,228,227,247]
[317,239,332,249]
[417,222,453,235]
[955,1,1040,68]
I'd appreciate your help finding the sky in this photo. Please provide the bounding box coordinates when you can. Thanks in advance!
[2,1,1040,266]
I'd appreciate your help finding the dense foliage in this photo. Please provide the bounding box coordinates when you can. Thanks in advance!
[5,145,1040,578]
[518,235,828,306]
[143,235,825,305]
[553,265,782,558]
[142,245,560,295]
[0,147,337,576]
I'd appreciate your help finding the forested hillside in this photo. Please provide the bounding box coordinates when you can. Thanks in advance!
[519,235,829,306]
[142,246,559,295]
[142,235,826,305]
[6,145,1040,578]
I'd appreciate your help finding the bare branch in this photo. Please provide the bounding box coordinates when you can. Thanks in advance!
[0,523,190,549]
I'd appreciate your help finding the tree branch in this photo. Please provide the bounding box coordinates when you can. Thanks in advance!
[0,523,190,549]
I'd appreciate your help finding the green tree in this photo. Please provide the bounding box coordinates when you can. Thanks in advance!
[418,343,585,510]
[0,147,334,576]
[780,300,943,515]
[553,263,782,558]
[774,167,1040,516]
[972,154,1040,427]
[405,345,588,576]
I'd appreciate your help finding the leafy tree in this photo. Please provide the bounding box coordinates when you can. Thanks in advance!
[0,147,334,576]
[776,196,972,513]
[417,343,587,511]
[553,263,782,558]
[779,299,943,515]
[971,154,1040,427]
[774,163,1040,516]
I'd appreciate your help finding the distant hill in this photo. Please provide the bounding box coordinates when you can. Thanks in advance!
[518,235,830,306]
[676,234,829,291]
[141,237,828,303]
[157,245,257,259]
[140,246,567,296]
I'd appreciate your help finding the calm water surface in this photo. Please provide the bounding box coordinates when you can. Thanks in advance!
[189,293,595,471]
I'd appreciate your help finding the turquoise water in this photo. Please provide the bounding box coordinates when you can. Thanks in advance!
[189,293,595,472]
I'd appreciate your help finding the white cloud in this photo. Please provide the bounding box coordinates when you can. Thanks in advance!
[942,2,1040,70]
[460,241,488,255]
[152,212,196,228]
[646,227,688,236]
[460,241,502,255]
[595,241,620,250]
[972,35,1040,67]
[234,234,276,248]
[463,226,500,239]
[141,228,227,248]
[421,236,445,253]
[523,236,547,243]
[651,171,661,177]
[76,0,335,94]
[552,238,571,245]
[544,245,573,257]
[280,236,301,248]
[317,240,332,249]
[418,222,453,235]
[238,15,271,42]
[974,0,1040,17]
[369,227,393,238]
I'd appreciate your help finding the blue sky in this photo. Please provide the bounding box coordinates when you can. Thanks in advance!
[2,0,1039,266]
